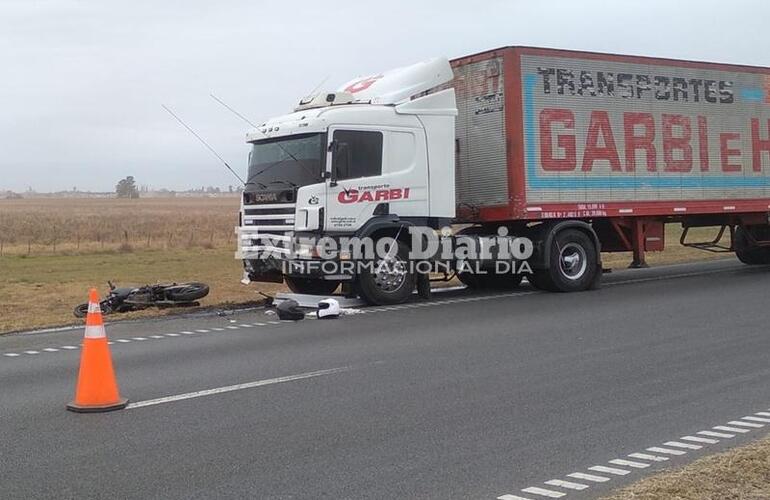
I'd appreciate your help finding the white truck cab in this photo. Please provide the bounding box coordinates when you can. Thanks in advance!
[237,58,458,303]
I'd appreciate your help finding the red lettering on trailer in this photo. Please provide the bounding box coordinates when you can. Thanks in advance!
[720,133,742,172]
[698,115,710,171]
[662,114,693,172]
[624,112,657,172]
[581,110,621,171]
[540,108,576,171]
[751,118,770,172]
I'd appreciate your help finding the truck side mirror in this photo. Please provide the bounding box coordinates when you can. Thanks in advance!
[330,141,349,187]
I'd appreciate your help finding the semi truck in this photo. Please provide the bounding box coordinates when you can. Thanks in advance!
[236,46,770,305]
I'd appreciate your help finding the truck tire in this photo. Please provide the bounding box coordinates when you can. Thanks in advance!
[734,226,770,265]
[457,270,523,290]
[356,240,415,305]
[284,277,340,296]
[534,229,598,292]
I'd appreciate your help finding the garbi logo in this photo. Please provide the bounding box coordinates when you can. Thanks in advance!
[337,187,411,204]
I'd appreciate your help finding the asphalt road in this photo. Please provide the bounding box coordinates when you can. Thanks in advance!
[2,259,770,499]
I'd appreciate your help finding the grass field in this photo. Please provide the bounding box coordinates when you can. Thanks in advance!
[0,197,734,333]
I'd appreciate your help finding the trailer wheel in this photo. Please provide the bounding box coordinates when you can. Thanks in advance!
[538,229,598,292]
[457,270,523,289]
[734,226,770,265]
[284,277,340,296]
[356,240,415,305]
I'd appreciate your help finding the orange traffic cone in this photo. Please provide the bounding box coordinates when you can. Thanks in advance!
[66,288,128,413]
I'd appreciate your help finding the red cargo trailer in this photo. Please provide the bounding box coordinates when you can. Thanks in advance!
[450,46,770,267]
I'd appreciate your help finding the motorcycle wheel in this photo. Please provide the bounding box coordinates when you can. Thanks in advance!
[165,282,210,302]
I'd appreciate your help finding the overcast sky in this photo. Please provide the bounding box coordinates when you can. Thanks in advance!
[1,0,768,192]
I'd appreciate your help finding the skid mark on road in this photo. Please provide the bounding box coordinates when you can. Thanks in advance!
[496,407,770,499]
[1,321,289,359]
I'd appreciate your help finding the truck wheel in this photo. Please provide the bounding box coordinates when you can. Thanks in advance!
[538,229,598,292]
[356,240,415,305]
[284,276,340,296]
[458,270,522,289]
[734,226,770,265]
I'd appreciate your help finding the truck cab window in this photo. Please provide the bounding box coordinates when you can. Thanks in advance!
[333,130,383,180]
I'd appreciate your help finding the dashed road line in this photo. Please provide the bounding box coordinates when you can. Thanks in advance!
[497,407,770,499]
[663,441,702,450]
[543,479,588,491]
[521,486,565,498]
[566,472,609,483]
[588,465,630,476]
[647,446,686,455]
[714,425,750,433]
[628,452,668,462]
[728,420,764,428]
[681,435,719,444]
[698,430,734,438]
[2,316,292,359]
[608,459,649,469]
[742,416,770,423]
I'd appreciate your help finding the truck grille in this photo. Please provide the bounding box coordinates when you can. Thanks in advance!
[236,203,295,259]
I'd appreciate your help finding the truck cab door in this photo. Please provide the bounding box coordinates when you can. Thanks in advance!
[325,126,427,233]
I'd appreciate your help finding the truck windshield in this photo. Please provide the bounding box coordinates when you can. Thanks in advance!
[246,133,325,188]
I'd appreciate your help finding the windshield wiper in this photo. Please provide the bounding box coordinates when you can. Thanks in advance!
[269,180,297,188]
[244,180,267,189]
[245,156,291,185]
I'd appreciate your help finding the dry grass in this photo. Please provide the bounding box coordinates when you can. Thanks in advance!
[0,197,239,255]
[602,434,770,500]
[0,197,738,333]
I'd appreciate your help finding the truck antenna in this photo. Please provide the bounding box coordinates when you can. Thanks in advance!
[161,104,245,185]
[209,93,317,185]
[209,93,258,128]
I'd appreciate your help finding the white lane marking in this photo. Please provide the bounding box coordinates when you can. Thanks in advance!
[544,479,589,490]
[714,425,750,433]
[628,452,668,462]
[24,350,40,355]
[165,333,181,337]
[42,348,59,352]
[608,459,649,469]
[253,323,267,326]
[755,412,770,417]
[181,331,197,335]
[268,321,281,325]
[239,324,253,328]
[728,420,764,428]
[742,416,770,423]
[567,472,609,483]
[497,495,533,500]
[108,341,115,345]
[61,345,78,350]
[647,447,686,456]
[681,435,719,444]
[4,353,21,357]
[195,329,210,333]
[127,366,353,409]
[521,486,565,498]
[226,326,239,330]
[588,465,630,476]
[132,337,148,341]
[211,327,225,331]
[664,441,702,450]
[698,430,734,438]
[116,339,131,343]
[149,335,165,339]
